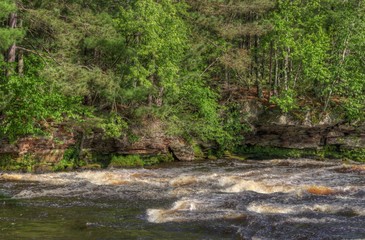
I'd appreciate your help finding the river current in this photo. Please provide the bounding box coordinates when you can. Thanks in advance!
[1,159,365,239]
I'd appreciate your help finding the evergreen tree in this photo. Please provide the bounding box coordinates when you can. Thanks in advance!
[0,0,23,72]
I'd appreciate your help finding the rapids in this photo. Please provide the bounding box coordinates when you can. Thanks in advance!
[1,159,365,239]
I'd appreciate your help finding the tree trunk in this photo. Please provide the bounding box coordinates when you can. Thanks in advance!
[274,49,278,96]
[7,13,17,63]
[6,13,17,77]
[284,47,289,91]
[18,49,24,76]
[254,35,262,98]
[268,41,273,100]
[155,87,164,107]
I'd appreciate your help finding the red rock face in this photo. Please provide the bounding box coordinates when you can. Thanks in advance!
[2,121,362,167]
[0,123,76,165]
[0,122,195,167]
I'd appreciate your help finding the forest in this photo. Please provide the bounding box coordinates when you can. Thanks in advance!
[1,2,365,238]
[1,0,364,152]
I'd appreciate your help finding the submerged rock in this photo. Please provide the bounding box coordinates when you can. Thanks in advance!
[306,186,336,195]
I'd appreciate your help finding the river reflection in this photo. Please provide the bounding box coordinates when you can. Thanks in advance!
[1,159,365,239]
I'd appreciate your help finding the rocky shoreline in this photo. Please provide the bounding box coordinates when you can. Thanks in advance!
[245,123,365,150]
[1,120,364,172]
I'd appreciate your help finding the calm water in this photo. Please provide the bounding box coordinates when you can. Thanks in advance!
[1,159,365,239]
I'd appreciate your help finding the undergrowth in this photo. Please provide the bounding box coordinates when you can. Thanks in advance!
[236,146,365,162]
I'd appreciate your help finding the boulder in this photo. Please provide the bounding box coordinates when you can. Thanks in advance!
[169,141,195,161]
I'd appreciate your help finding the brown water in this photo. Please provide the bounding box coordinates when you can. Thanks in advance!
[1,159,365,239]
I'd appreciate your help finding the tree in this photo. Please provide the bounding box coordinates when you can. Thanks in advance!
[0,1,86,140]
[263,0,365,120]
[0,0,23,76]
[115,0,188,107]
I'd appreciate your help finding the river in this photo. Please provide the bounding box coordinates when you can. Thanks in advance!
[1,159,365,239]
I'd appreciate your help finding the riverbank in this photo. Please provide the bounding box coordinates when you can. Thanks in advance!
[1,142,364,173]
[1,119,364,172]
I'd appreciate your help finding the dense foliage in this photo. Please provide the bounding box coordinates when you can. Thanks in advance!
[1,0,364,149]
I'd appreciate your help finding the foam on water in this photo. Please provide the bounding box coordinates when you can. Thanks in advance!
[147,199,201,223]
[247,202,365,216]
[147,197,247,223]
[222,178,294,194]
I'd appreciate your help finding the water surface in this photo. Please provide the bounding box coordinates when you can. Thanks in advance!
[1,159,365,239]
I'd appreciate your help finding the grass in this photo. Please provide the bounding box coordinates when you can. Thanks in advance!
[109,153,175,168]
[236,145,365,162]
[109,155,145,168]
[236,146,316,159]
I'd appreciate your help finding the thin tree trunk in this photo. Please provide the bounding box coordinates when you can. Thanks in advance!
[224,66,230,95]
[18,49,24,76]
[7,13,17,63]
[6,13,17,77]
[284,47,289,91]
[254,35,262,98]
[261,49,265,85]
[156,87,164,107]
[274,48,278,96]
[17,19,23,76]
[268,41,273,100]
[148,75,154,106]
